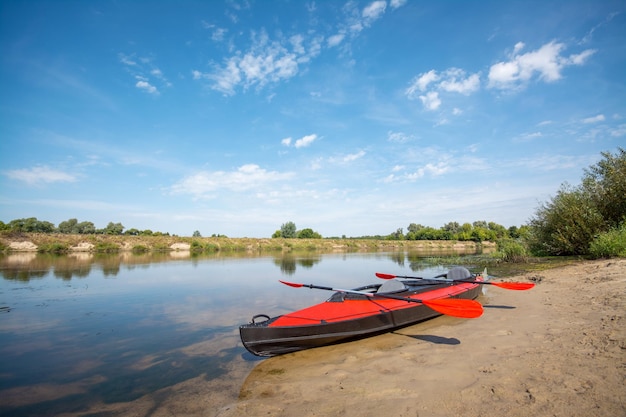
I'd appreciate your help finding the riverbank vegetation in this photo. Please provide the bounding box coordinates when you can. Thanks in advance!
[0,232,495,257]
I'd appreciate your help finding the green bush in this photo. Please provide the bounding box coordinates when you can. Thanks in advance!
[37,242,69,254]
[528,185,605,256]
[95,242,119,253]
[132,245,149,254]
[528,148,625,256]
[190,240,203,253]
[589,225,626,258]
[152,243,170,252]
[204,243,220,253]
[494,239,528,262]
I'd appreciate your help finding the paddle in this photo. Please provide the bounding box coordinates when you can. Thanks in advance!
[375,272,535,291]
[279,280,483,319]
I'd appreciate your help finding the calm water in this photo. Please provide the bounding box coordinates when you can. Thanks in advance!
[0,251,479,416]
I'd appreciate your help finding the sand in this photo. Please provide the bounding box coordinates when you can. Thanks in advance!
[55,259,625,417]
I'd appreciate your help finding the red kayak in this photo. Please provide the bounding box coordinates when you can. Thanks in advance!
[240,267,484,357]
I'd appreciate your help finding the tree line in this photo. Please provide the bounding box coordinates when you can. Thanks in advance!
[272,221,322,239]
[0,218,170,236]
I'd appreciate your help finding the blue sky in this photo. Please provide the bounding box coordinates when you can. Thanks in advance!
[1,0,624,238]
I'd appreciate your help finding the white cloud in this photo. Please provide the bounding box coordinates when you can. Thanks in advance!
[582,114,605,123]
[192,1,397,95]
[514,132,543,143]
[136,80,158,95]
[390,0,408,9]
[171,164,294,197]
[194,30,303,95]
[406,70,439,97]
[203,23,228,42]
[568,49,596,65]
[5,166,77,185]
[438,69,480,95]
[362,1,387,23]
[280,134,317,148]
[118,53,137,66]
[387,131,412,143]
[610,124,626,137]
[295,134,317,148]
[120,53,169,95]
[513,42,525,54]
[407,40,595,111]
[419,91,441,111]
[406,162,450,180]
[290,34,305,54]
[488,41,596,90]
[343,150,366,162]
[327,33,346,48]
[406,68,479,110]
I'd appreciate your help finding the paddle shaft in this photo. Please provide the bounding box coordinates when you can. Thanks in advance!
[375,273,534,290]
[293,282,437,304]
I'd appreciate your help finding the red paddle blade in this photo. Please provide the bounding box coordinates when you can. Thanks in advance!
[491,282,534,290]
[375,272,396,279]
[422,298,483,319]
[279,280,303,288]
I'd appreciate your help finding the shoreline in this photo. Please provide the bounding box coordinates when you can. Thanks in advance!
[0,233,496,255]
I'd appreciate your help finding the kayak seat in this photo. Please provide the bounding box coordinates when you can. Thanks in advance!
[447,267,472,280]
[377,279,407,293]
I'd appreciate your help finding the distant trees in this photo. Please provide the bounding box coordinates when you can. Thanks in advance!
[281,221,297,238]
[6,217,55,233]
[272,221,322,239]
[297,228,322,239]
[104,222,125,235]
[397,221,508,242]
[58,218,96,234]
[0,217,168,236]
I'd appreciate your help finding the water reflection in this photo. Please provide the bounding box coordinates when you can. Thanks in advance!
[0,242,489,282]
[273,255,322,275]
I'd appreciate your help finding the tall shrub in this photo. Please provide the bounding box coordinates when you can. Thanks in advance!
[528,184,604,255]
[528,148,626,256]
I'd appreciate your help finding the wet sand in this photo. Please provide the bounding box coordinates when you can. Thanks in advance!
[59,259,625,417]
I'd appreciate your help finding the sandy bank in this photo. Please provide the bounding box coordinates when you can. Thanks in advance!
[0,233,495,255]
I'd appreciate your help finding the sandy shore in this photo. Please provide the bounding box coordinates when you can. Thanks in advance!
[56,259,625,417]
